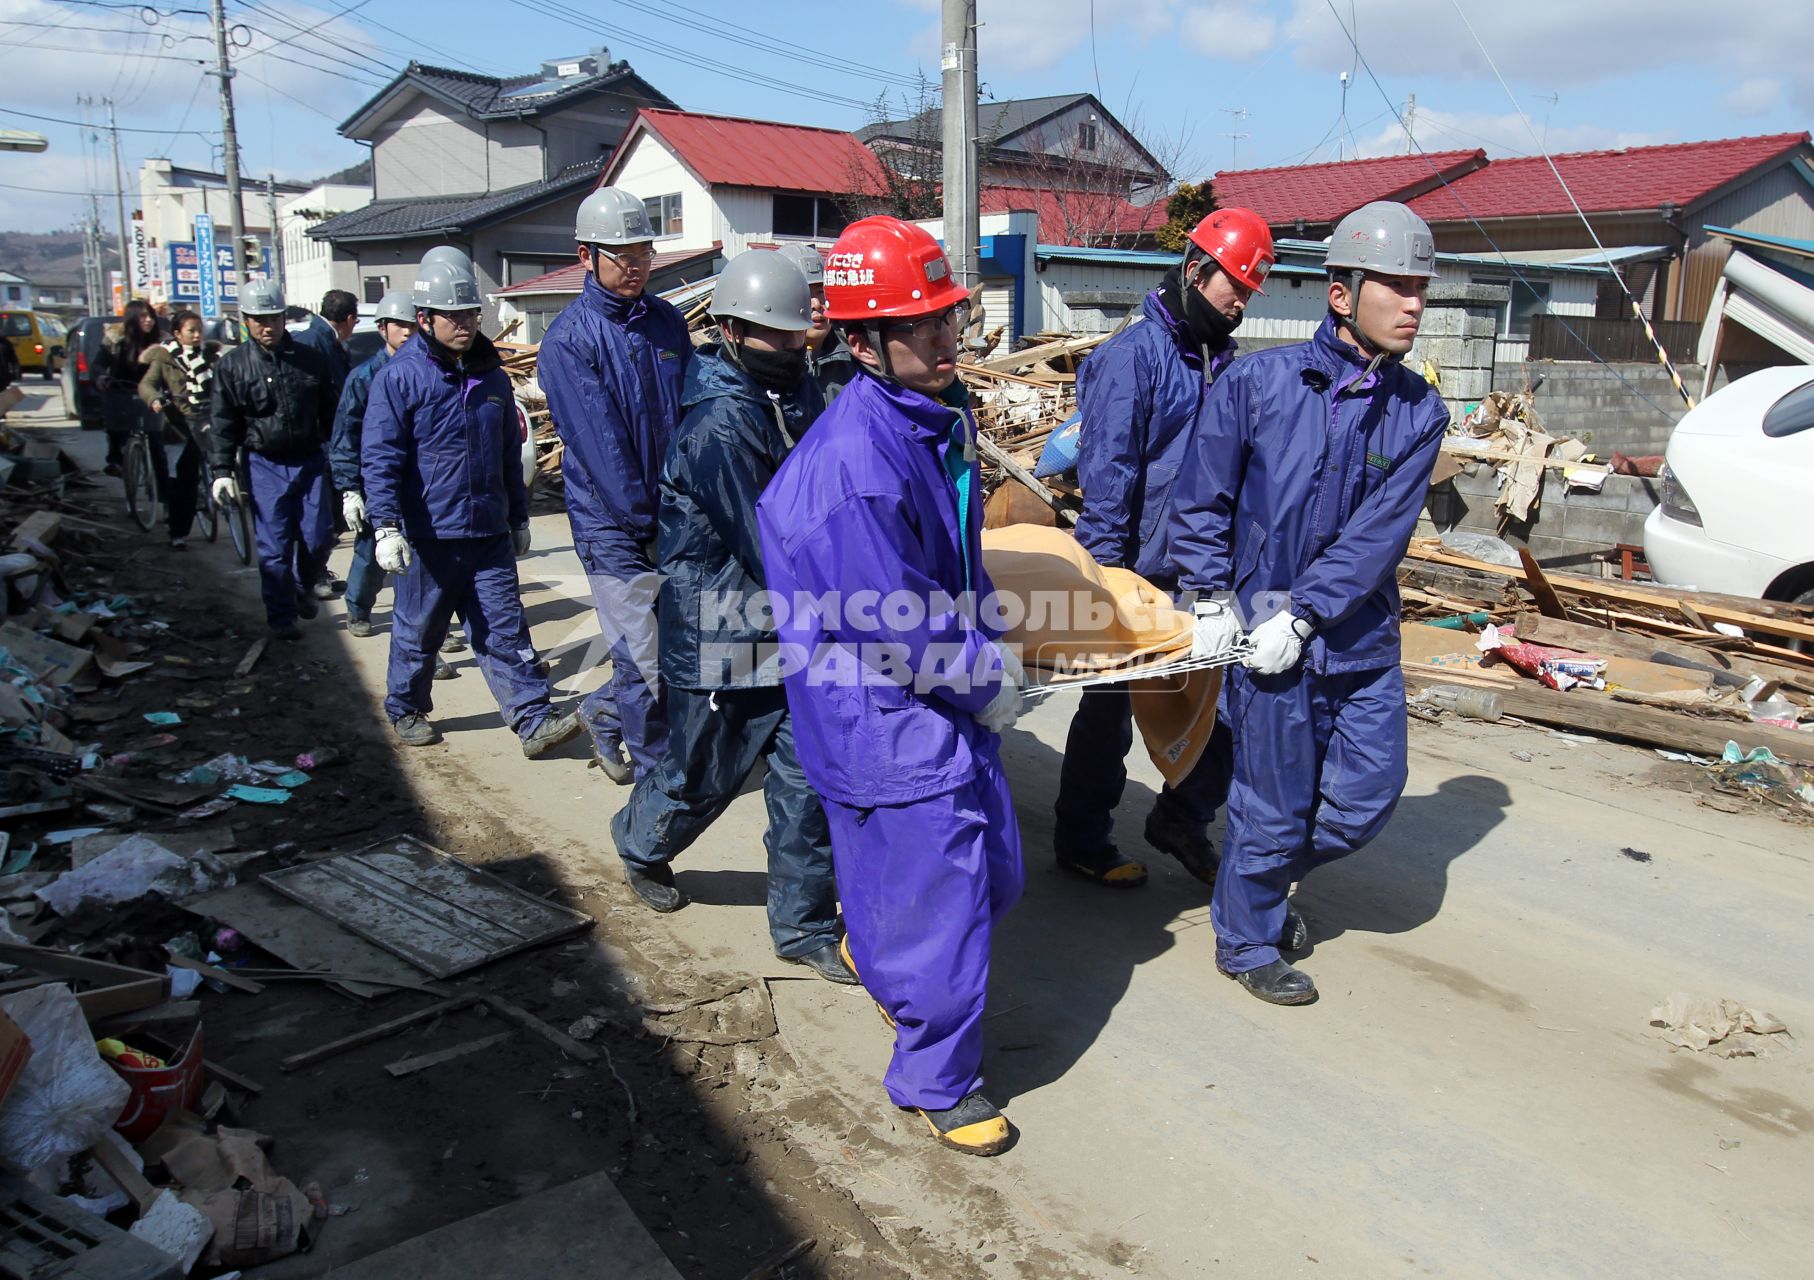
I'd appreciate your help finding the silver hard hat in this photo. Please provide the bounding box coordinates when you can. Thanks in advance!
[710,250,812,333]
[774,242,825,286]
[238,279,286,316]
[1325,201,1438,279]
[373,289,416,325]
[411,259,482,310]
[575,185,654,247]
[419,245,475,275]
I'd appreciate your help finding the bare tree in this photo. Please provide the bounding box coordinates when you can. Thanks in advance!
[1001,100,1191,248]
[838,72,1005,224]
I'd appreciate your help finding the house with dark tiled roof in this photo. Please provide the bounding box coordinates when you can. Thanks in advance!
[307,49,674,321]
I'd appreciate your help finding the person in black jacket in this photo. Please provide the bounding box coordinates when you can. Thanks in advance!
[209,281,338,639]
[609,249,852,984]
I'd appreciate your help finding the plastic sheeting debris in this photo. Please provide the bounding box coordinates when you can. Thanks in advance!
[34,835,236,916]
[1650,993,1790,1057]
[0,984,131,1173]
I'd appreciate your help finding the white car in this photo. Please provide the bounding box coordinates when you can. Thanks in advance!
[1644,364,1814,606]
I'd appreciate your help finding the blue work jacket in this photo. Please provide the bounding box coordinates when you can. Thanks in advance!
[537,274,690,545]
[1169,314,1449,674]
[360,332,525,540]
[757,371,1012,807]
[658,346,823,692]
[327,346,389,493]
[1074,289,1233,581]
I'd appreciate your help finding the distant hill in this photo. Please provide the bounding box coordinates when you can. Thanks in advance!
[0,230,115,283]
[313,158,372,186]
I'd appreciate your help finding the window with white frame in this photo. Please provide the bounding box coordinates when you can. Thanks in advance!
[643,193,683,237]
[1077,120,1099,152]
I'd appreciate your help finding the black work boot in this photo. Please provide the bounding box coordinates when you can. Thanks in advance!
[1144,804,1219,886]
[346,614,375,638]
[1281,905,1308,953]
[782,941,860,985]
[269,622,302,642]
[622,860,684,913]
[294,589,320,621]
[433,655,458,680]
[441,630,467,654]
[521,709,582,759]
[590,740,634,784]
[1054,844,1148,888]
[1223,959,1317,1006]
[391,713,440,747]
[312,575,344,600]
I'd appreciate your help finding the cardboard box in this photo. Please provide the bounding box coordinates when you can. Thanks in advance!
[0,1005,31,1109]
[0,621,94,685]
[0,943,167,1020]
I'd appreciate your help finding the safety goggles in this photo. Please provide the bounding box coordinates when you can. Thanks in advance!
[595,243,655,269]
[886,301,970,341]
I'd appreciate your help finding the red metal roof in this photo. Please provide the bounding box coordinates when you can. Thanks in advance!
[980,186,1165,246]
[494,245,717,297]
[614,108,889,196]
[1407,132,1812,222]
[1211,150,1486,227]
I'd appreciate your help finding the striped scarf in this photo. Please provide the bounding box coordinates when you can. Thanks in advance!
[165,340,214,419]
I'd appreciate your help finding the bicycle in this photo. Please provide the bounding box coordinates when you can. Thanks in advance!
[122,428,160,533]
[204,455,255,566]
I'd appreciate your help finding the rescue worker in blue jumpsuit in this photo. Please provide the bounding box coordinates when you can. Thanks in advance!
[1056,208,1275,888]
[611,249,854,984]
[361,255,583,756]
[774,243,858,404]
[537,186,691,785]
[1169,201,1450,1005]
[758,218,1026,1157]
[208,281,337,641]
[329,289,414,639]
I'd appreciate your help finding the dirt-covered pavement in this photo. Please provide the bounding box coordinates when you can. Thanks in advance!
[11,382,1811,1279]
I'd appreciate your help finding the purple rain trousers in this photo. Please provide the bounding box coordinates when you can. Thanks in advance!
[826,752,1024,1111]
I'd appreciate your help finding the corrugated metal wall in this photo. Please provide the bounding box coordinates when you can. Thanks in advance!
[1684,165,1814,324]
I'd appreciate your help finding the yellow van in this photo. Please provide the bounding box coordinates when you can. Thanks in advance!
[0,310,66,379]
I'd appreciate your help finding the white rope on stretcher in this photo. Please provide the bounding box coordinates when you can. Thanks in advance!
[1017,640,1254,701]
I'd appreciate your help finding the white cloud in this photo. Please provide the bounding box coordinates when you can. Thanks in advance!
[1280,0,1814,106]
[1179,3,1278,62]
[1353,107,1670,160]
[1722,77,1782,117]
[961,0,1181,74]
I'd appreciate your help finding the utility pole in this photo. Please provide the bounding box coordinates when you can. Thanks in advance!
[940,0,978,296]
[266,174,285,293]
[105,98,131,302]
[207,0,248,307]
[1403,94,1417,155]
[82,193,104,313]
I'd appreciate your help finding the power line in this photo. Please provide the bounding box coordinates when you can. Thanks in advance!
[604,0,924,90]
[234,68,345,122]
[233,0,418,80]
[0,105,218,135]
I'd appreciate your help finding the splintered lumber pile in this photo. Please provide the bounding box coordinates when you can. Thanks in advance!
[1397,538,1814,770]
[493,341,563,484]
[961,331,1112,525]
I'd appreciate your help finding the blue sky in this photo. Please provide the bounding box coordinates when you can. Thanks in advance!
[1,0,1808,234]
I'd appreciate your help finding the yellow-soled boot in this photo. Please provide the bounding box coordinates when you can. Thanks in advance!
[912,1091,1015,1157]
[839,935,896,1029]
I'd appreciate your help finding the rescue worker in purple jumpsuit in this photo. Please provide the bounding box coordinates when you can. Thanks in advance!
[611,249,853,985]
[1056,208,1274,889]
[208,280,337,641]
[361,254,583,757]
[537,186,690,785]
[1169,201,1449,1005]
[757,218,1027,1158]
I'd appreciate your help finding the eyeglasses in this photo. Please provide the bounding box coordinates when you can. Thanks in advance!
[430,308,481,326]
[596,244,655,269]
[887,301,970,341]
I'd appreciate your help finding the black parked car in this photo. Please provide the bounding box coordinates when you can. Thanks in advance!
[60,315,115,430]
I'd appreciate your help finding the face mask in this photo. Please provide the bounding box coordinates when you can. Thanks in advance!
[1183,268,1241,348]
[734,342,806,393]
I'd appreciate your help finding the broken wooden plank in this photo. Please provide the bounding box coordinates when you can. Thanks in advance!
[7,510,60,552]
[1438,442,1612,473]
[87,1139,159,1216]
[203,1056,264,1094]
[280,993,481,1072]
[975,432,1076,528]
[1518,547,1568,620]
[233,637,268,678]
[384,1030,514,1078]
[1402,666,1814,764]
[1512,612,1814,691]
[483,996,600,1063]
[163,953,264,995]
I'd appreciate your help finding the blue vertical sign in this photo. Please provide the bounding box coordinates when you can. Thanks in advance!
[194,215,219,320]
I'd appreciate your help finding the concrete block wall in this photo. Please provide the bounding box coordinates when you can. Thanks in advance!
[1421,462,1665,571]
[1412,283,1505,422]
[1494,360,1732,456]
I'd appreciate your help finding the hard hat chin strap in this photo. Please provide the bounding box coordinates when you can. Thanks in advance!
[861,323,896,382]
[1334,268,1391,373]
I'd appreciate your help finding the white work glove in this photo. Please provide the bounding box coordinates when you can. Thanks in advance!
[975,644,1025,735]
[342,490,368,532]
[210,475,240,506]
[375,526,413,573]
[1190,598,1242,660]
[512,525,532,556]
[1244,610,1315,676]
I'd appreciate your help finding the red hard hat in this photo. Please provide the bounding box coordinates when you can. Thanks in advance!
[1187,207,1275,294]
[823,216,971,321]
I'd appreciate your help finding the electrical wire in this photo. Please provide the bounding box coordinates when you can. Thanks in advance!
[234,0,399,81]
[1317,0,1679,423]
[0,105,215,134]
[604,0,923,90]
